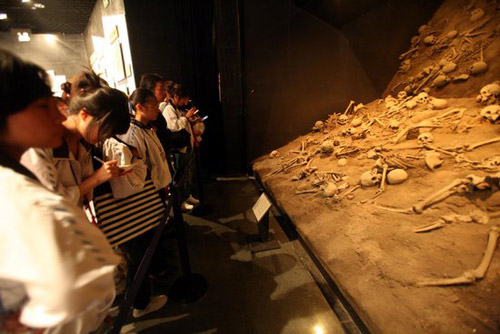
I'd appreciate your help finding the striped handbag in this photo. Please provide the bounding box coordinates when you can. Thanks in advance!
[92,178,165,247]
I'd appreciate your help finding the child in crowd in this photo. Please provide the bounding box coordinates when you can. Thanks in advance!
[162,84,200,210]
[0,49,119,333]
[110,88,172,318]
[21,71,130,207]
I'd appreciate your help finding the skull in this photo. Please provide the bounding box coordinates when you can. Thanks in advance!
[397,91,407,100]
[313,120,324,131]
[444,30,458,39]
[351,117,362,127]
[470,8,485,22]
[360,170,381,187]
[423,35,437,46]
[429,97,448,110]
[341,127,357,136]
[321,140,335,153]
[417,132,434,146]
[399,59,411,73]
[416,92,429,104]
[269,150,280,159]
[442,62,457,74]
[478,83,500,104]
[323,182,339,197]
[410,36,420,46]
[480,105,500,123]
[469,61,488,76]
[432,75,450,88]
[404,99,418,110]
[418,25,430,34]
[337,114,349,125]
[385,96,398,109]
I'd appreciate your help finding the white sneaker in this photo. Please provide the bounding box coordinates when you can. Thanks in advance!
[186,194,200,205]
[132,295,168,318]
[181,201,194,212]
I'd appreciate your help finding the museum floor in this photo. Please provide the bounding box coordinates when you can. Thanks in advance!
[119,179,351,334]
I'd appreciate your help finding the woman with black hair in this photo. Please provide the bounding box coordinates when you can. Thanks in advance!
[108,88,171,318]
[21,71,131,206]
[0,50,119,333]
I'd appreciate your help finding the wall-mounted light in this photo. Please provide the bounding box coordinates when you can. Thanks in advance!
[0,13,7,20]
[17,32,30,42]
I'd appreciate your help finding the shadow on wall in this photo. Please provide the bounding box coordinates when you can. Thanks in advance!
[243,0,443,163]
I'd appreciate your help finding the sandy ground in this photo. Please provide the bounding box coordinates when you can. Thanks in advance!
[254,1,500,332]
[253,95,500,333]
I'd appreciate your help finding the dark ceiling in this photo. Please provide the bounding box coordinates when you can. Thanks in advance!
[0,0,96,34]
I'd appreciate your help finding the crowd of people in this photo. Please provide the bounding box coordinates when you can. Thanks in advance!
[0,49,205,333]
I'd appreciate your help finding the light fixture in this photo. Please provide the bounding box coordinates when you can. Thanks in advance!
[17,32,30,42]
[22,0,31,3]
[44,34,56,44]
[0,13,7,20]
[313,325,325,334]
[32,3,45,9]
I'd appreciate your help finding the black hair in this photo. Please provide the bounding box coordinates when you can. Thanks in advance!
[68,71,130,141]
[139,73,163,92]
[0,49,52,131]
[129,88,155,111]
[70,70,108,97]
[165,80,175,96]
[172,83,189,99]
[61,81,71,95]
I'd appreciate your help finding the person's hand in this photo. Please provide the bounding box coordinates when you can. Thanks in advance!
[95,160,120,183]
[185,107,197,118]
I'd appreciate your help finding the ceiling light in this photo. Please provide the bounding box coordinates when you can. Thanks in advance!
[0,13,7,20]
[22,0,31,3]
[17,32,30,42]
[32,3,45,9]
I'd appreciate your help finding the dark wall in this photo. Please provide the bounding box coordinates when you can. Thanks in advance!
[341,0,443,94]
[214,0,246,175]
[242,0,442,163]
[123,0,224,175]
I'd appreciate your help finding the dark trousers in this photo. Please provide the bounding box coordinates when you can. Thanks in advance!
[120,229,155,309]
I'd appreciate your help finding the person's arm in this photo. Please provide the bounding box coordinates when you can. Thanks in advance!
[102,138,147,198]
[79,160,119,198]
[0,175,119,330]
[163,104,189,131]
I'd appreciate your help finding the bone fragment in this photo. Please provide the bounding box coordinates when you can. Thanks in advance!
[295,189,318,195]
[467,136,500,151]
[393,125,442,144]
[417,226,498,286]
[374,204,414,214]
[413,178,465,214]
[414,219,447,233]
[343,100,355,115]
[379,164,389,192]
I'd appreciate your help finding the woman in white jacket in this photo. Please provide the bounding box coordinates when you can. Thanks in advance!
[0,50,119,333]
